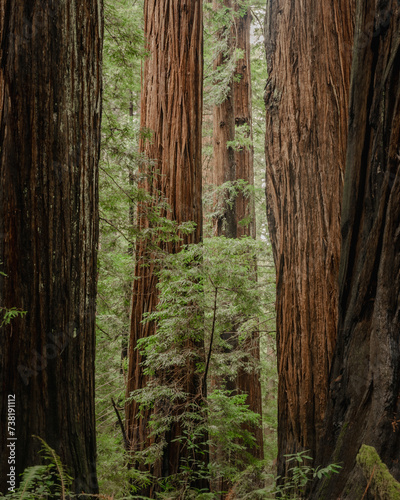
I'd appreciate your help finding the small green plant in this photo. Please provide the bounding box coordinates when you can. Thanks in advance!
[0,307,27,328]
[0,437,72,499]
[272,450,342,499]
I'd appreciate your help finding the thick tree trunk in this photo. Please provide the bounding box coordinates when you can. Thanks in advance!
[125,0,205,495]
[264,0,354,477]
[311,2,400,498]
[0,0,102,495]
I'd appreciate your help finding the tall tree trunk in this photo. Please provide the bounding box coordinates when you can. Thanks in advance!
[0,0,102,495]
[312,2,400,498]
[231,1,263,460]
[212,0,236,239]
[125,0,205,495]
[264,0,354,477]
[212,4,263,496]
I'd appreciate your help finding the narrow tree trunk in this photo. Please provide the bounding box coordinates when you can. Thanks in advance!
[211,4,263,496]
[264,0,354,478]
[231,2,263,460]
[212,0,236,239]
[232,2,256,240]
[312,3,400,498]
[125,0,205,495]
[0,0,102,494]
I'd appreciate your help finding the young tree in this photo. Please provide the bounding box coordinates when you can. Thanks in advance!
[125,0,205,493]
[264,0,354,477]
[0,0,102,494]
[312,2,400,497]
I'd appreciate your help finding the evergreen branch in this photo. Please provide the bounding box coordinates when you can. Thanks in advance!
[99,214,135,246]
[100,164,136,202]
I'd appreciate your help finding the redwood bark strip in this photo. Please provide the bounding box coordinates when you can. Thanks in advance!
[125,0,204,494]
[0,0,102,494]
[232,2,256,240]
[212,0,236,238]
[264,0,354,477]
[211,6,263,495]
[312,2,400,498]
[231,2,263,461]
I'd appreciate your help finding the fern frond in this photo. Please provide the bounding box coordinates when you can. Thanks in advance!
[33,435,72,499]
[17,465,47,500]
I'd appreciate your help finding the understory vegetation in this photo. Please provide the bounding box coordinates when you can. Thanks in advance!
[94,0,279,497]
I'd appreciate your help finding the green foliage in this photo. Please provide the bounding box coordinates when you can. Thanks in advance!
[96,0,145,496]
[128,236,275,495]
[272,451,342,499]
[95,1,278,498]
[0,437,73,500]
[0,307,27,328]
[0,265,27,327]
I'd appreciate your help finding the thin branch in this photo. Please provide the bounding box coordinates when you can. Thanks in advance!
[203,287,218,397]
[99,214,135,246]
[111,397,130,451]
[361,465,376,500]
[100,164,136,202]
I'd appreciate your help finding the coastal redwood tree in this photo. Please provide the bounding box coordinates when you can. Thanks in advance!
[211,6,263,498]
[311,2,400,498]
[125,0,205,494]
[264,0,354,476]
[0,0,102,495]
[212,0,263,452]
[230,5,263,460]
[212,0,236,238]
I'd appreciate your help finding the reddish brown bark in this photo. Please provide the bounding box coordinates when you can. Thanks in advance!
[0,0,102,494]
[125,0,205,494]
[212,0,236,238]
[211,5,263,494]
[312,2,400,498]
[264,0,354,476]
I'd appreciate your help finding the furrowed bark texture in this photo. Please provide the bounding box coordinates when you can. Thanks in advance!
[212,0,236,238]
[264,0,354,476]
[212,0,263,464]
[125,0,205,494]
[232,2,255,240]
[0,0,102,494]
[311,2,400,498]
[231,3,263,461]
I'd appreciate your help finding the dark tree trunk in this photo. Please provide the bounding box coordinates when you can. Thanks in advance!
[0,0,102,495]
[312,2,400,498]
[264,0,354,478]
[125,0,205,495]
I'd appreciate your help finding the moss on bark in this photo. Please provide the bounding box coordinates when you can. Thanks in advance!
[357,445,400,500]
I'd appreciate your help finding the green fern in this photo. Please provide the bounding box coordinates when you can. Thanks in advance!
[16,465,48,500]
[33,436,72,499]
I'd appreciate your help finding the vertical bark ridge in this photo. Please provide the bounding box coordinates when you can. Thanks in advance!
[312,2,400,497]
[125,1,205,495]
[0,0,102,494]
[264,0,355,476]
